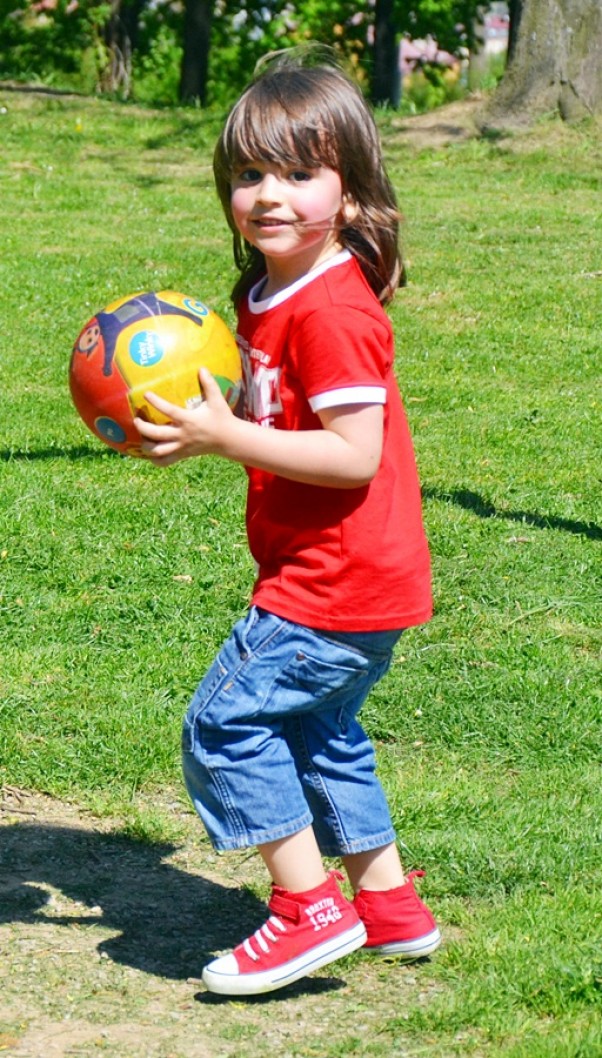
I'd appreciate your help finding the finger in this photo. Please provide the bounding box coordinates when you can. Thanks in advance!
[200,367,232,411]
[142,390,184,418]
[140,439,164,455]
[134,417,179,440]
[147,448,183,467]
[141,438,180,459]
[199,366,221,398]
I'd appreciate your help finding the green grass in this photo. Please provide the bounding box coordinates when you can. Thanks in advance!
[0,89,601,1056]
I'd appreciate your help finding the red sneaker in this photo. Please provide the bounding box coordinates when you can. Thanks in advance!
[353,871,441,960]
[202,873,367,995]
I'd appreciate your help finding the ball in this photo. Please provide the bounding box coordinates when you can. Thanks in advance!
[69,290,242,458]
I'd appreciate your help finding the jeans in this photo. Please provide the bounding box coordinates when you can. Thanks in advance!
[182,607,402,855]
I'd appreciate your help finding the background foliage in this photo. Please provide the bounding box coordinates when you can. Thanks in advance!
[0,0,488,107]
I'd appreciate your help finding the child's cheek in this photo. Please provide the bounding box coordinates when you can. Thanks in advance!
[231,189,249,231]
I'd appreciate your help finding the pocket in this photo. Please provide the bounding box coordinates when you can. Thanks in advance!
[259,641,374,718]
[238,606,286,659]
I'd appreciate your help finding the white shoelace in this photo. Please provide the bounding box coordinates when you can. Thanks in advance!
[242,915,288,962]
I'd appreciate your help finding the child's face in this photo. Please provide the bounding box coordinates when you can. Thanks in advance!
[231,161,350,286]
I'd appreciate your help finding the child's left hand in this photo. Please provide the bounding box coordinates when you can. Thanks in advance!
[134,368,234,466]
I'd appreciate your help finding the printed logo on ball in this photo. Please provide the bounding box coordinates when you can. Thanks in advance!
[95,417,127,444]
[183,298,209,320]
[129,330,164,367]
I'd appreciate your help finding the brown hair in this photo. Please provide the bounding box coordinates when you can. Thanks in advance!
[213,49,404,306]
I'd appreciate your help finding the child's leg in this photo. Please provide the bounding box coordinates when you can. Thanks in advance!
[183,610,438,992]
[278,637,441,964]
[343,843,440,962]
[182,610,371,995]
[203,826,366,996]
[342,841,406,891]
[257,826,327,891]
[288,714,441,961]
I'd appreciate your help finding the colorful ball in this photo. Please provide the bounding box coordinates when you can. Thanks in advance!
[69,290,242,458]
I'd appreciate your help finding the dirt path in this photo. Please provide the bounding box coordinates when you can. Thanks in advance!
[388,97,483,148]
[0,787,443,1058]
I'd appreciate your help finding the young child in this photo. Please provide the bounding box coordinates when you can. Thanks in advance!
[135,50,440,997]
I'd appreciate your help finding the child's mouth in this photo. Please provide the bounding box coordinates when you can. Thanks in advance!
[254,217,291,228]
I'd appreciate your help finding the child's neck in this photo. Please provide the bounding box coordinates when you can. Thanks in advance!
[263,242,344,298]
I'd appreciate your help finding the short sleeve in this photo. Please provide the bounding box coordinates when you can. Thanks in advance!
[290,306,393,411]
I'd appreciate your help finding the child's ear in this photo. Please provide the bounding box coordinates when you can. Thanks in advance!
[341,195,359,224]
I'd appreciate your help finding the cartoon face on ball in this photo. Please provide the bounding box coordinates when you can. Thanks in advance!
[75,322,101,356]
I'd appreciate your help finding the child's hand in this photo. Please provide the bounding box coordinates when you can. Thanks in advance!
[134,368,234,467]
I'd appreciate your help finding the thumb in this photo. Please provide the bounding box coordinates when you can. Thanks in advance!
[199,366,220,400]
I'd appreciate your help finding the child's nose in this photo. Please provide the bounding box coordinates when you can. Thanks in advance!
[256,173,282,203]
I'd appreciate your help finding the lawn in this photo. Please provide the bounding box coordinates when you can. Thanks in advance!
[0,88,600,1057]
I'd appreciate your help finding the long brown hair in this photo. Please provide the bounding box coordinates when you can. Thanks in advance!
[213,49,404,307]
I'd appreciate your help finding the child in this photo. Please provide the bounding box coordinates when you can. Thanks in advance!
[135,49,440,997]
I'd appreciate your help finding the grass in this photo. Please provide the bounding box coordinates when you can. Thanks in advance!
[0,88,601,1056]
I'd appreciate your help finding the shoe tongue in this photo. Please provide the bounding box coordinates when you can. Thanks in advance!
[268,889,301,923]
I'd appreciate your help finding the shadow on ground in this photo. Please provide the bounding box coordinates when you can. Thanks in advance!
[422,485,602,541]
[0,820,264,981]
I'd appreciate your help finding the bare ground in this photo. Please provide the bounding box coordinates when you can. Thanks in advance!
[0,787,448,1058]
[388,97,484,149]
[386,94,602,153]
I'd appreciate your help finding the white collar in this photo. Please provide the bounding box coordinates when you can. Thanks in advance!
[247,249,352,314]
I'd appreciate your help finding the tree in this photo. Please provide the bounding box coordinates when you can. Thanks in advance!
[372,0,481,107]
[183,0,483,111]
[101,0,147,95]
[204,0,374,106]
[179,0,212,104]
[372,0,401,107]
[483,0,602,127]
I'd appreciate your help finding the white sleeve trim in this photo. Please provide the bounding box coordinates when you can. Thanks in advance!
[308,385,387,412]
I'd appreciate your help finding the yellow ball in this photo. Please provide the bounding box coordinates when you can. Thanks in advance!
[70,290,242,458]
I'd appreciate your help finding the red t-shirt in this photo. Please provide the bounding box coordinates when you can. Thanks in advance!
[236,250,432,632]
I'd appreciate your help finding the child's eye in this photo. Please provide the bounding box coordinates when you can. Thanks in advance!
[289,170,312,182]
[237,167,262,183]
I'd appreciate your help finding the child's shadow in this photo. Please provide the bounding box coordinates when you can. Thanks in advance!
[0,819,264,981]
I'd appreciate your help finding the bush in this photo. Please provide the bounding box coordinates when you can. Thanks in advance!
[132,23,182,106]
[0,0,103,88]
[401,63,467,115]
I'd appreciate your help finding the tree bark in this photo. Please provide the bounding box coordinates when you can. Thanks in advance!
[179,0,212,105]
[482,0,602,128]
[100,0,145,96]
[372,0,401,108]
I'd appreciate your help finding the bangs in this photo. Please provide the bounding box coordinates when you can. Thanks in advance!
[221,82,341,175]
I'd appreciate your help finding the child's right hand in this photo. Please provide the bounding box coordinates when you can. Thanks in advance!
[136,368,383,488]
[134,368,235,467]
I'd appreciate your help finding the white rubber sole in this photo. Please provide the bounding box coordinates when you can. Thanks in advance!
[366,926,442,960]
[202,921,367,996]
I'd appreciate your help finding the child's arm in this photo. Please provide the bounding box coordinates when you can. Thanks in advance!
[134,368,383,489]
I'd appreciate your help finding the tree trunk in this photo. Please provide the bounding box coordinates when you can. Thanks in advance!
[506,0,523,63]
[179,0,212,105]
[100,0,145,96]
[482,0,602,128]
[371,0,401,108]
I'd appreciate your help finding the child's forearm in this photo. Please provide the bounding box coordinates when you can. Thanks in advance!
[216,414,377,488]
[135,370,383,488]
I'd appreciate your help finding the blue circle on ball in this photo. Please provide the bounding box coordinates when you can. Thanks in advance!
[96,417,127,444]
[129,330,164,367]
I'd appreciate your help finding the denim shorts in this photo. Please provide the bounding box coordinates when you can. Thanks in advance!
[182,607,402,855]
